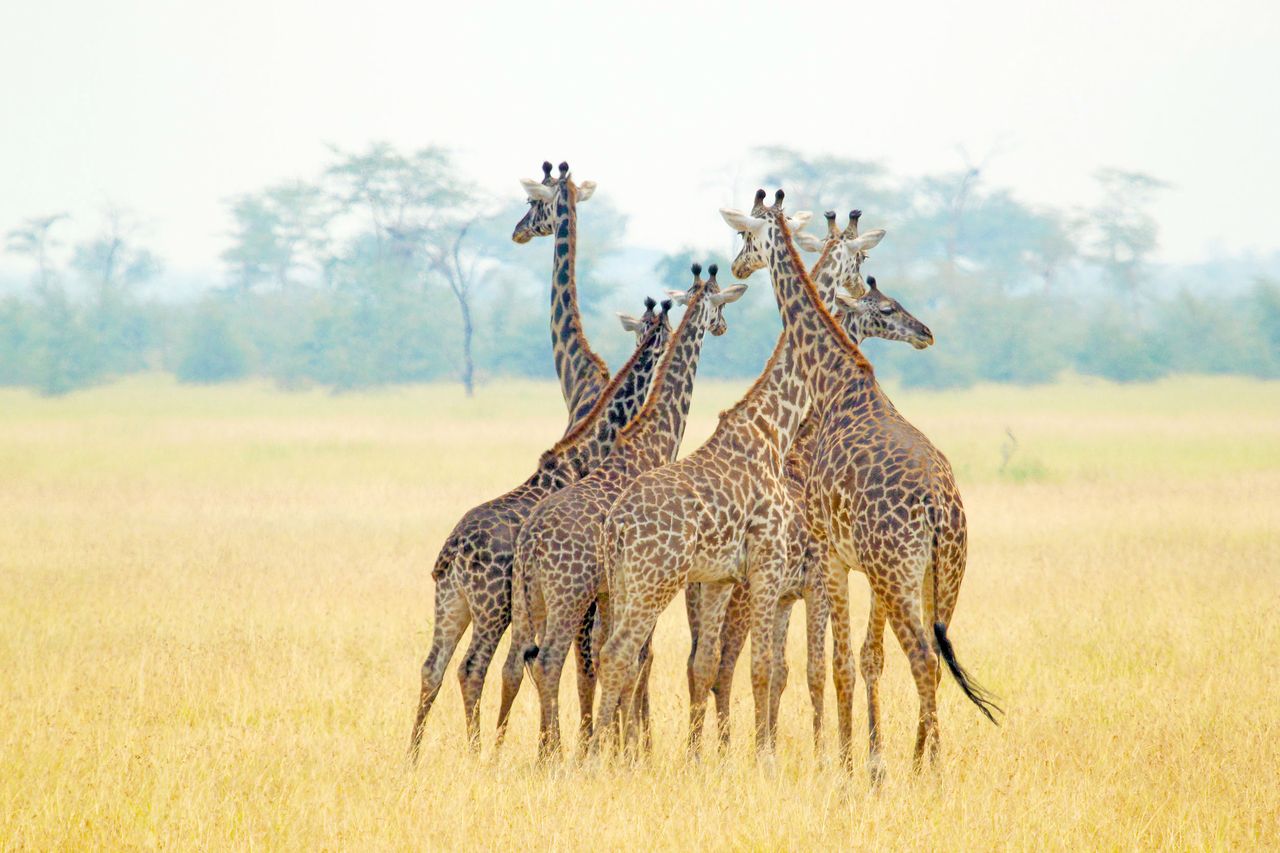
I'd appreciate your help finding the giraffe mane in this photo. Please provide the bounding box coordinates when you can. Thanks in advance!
[617,284,706,440]
[775,212,875,376]
[547,319,665,455]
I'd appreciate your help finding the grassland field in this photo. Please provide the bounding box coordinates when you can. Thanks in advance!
[1,373,1278,849]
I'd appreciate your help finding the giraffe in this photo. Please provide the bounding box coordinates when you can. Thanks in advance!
[513,161,611,432]
[408,296,672,761]
[499,263,746,759]
[685,209,856,751]
[720,190,999,779]
[695,211,935,752]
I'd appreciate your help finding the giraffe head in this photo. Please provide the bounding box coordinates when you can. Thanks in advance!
[795,210,886,295]
[834,276,934,349]
[726,189,812,280]
[512,161,597,244]
[665,263,747,337]
[617,296,665,344]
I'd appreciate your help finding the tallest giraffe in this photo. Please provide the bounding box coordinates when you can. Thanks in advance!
[514,161,612,432]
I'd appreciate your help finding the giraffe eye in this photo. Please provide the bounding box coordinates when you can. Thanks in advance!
[879,304,894,315]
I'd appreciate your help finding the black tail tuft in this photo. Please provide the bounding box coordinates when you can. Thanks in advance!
[933,621,1002,724]
[522,645,540,663]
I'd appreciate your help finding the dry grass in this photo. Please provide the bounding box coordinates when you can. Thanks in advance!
[2,374,1278,850]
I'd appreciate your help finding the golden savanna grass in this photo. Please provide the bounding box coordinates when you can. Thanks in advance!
[2,374,1278,849]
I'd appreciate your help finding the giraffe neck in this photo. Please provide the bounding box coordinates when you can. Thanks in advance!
[807,240,850,308]
[620,291,713,466]
[763,218,874,407]
[551,321,668,477]
[551,184,609,421]
[718,247,841,458]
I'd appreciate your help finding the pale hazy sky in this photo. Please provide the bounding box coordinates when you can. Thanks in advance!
[2,0,1277,273]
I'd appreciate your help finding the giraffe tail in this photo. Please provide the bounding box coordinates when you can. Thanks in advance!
[431,537,460,581]
[925,498,1003,725]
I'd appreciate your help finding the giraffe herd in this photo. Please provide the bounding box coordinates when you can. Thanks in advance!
[409,163,1000,780]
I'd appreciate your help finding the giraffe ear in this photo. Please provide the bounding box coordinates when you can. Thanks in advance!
[520,179,554,202]
[576,181,597,202]
[850,228,886,253]
[787,211,814,232]
[664,288,691,306]
[710,284,748,306]
[617,312,644,333]
[794,232,825,252]
[719,208,768,236]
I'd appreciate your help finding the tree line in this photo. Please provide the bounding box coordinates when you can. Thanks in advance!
[3,143,1278,396]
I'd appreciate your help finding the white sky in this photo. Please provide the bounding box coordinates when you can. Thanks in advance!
[2,0,1277,273]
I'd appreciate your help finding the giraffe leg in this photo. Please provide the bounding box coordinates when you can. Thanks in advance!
[593,593,673,757]
[528,607,580,761]
[745,560,783,758]
[593,627,648,756]
[684,584,702,703]
[860,592,888,783]
[409,576,470,763]
[712,585,750,748]
[572,601,598,754]
[458,610,508,752]
[887,595,941,772]
[768,601,794,744]
[494,638,524,752]
[687,582,733,756]
[824,560,857,770]
[627,634,655,754]
[804,576,830,754]
[495,568,538,751]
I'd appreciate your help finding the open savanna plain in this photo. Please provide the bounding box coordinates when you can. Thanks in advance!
[2,374,1278,849]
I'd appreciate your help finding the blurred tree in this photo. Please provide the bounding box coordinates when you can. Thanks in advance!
[1245,277,1280,377]
[6,145,1275,393]
[1087,168,1169,303]
[71,208,161,376]
[326,142,485,393]
[222,180,331,291]
[753,147,905,221]
[653,246,704,293]
[71,208,161,296]
[419,216,486,396]
[5,213,69,295]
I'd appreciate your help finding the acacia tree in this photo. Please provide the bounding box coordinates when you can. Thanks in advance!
[328,143,488,393]
[222,180,331,291]
[1088,168,1169,303]
[419,217,487,396]
[71,207,162,376]
[71,207,161,299]
[6,213,69,294]
[753,146,903,218]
